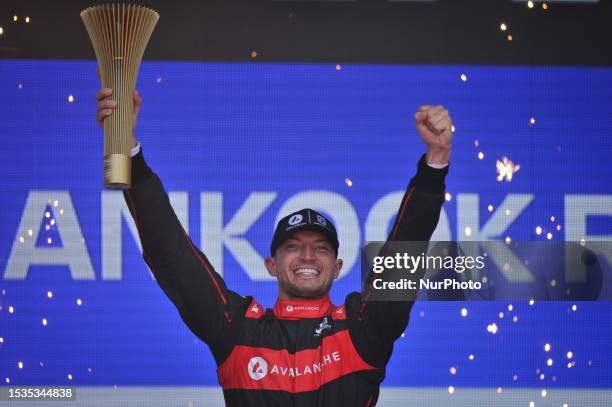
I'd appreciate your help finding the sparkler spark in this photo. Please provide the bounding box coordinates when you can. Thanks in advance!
[496,156,520,182]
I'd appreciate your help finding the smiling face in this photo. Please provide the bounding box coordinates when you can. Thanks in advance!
[265,231,343,300]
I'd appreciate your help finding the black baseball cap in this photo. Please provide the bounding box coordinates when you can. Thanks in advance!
[270,208,339,256]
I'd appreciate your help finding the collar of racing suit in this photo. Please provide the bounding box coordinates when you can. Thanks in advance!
[273,295,334,320]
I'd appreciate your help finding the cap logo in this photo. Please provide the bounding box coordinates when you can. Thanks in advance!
[316,215,327,226]
[288,214,303,226]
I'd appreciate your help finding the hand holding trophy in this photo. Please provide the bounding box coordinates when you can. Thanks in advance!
[81,3,159,189]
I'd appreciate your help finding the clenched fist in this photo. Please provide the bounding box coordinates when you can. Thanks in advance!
[414,105,453,165]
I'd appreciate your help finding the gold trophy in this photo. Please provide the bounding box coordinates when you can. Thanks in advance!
[81,3,159,189]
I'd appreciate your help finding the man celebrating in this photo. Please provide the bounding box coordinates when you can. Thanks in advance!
[96,86,452,406]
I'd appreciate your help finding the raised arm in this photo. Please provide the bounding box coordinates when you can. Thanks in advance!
[96,85,249,364]
[347,105,452,367]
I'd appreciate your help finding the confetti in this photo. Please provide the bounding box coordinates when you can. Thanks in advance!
[67,95,74,103]
[448,386,455,394]
[335,64,342,71]
[461,308,468,317]
[547,358,553,366]
[464,227,472,237]
[460,74,467,82]
[478,152,484,160]
[544,343,551,352]
[500,23,507,31]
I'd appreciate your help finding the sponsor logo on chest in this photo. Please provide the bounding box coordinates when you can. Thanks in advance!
[246,351,342,381]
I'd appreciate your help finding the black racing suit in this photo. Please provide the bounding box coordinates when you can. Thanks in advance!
[123,149,447,406]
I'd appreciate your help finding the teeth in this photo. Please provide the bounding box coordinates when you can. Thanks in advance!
[295,268,319,276]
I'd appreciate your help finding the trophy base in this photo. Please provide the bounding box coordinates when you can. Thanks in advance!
[104,154,132,190]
